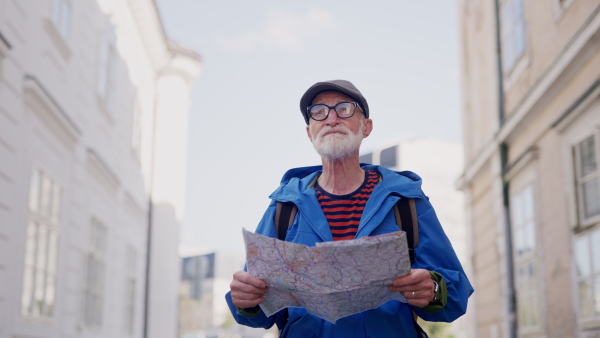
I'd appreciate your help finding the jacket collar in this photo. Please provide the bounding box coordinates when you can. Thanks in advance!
[270,164,424,202]
[269,164,425,241]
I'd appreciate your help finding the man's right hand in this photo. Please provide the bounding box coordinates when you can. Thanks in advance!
[230,270,268,308]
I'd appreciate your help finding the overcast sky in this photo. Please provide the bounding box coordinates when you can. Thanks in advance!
[154,0,463,258]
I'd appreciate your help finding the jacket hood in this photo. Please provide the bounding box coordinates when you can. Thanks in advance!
[270,164,425,202]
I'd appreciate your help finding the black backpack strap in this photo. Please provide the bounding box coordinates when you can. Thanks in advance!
[394,197,419,264]
[273,202,296,331]
[274,201,297,241]
[396,197,425,335]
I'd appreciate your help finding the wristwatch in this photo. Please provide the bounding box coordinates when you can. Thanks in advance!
[430,280,440,304]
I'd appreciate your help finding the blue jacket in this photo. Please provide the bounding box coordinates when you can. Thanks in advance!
[226,164,473,337]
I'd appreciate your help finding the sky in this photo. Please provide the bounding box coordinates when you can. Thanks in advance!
[154,0,463,258]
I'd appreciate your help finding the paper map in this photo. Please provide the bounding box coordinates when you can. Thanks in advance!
[243,229,411,323]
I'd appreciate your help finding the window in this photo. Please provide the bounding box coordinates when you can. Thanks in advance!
[380,146,398,169]
[182,253,215,300]
[511,185,541,331]
[97,33,117,110]
[82,218,107,328]
[556,0,574,11]
[574,134,600,224]
[123,245,137,334]
[512,185,536,257]
[359,152,373,164]
[573,133,600,324]
[557,87,600,330]
[21,168,62,318]
[52,0,71,38]
[501,0,526,71]
[574,228,600,321]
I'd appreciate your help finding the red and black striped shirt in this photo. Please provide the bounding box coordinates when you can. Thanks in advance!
[315,171,379,241]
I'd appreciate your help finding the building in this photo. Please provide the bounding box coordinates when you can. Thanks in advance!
[360,137,474,337]
[179,253,215,337]
[457,0,600,337]
[178,251,271,338]
[0,0,200,337]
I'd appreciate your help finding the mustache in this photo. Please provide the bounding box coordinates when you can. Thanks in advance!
[317,125,351,139]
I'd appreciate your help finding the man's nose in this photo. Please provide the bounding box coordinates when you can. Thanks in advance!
[325,108,339,125]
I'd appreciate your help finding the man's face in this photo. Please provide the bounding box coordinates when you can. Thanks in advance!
[306,91,373,160]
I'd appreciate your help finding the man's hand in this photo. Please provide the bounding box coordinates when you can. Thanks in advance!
[388,269,436,308]
[230,270,269,308]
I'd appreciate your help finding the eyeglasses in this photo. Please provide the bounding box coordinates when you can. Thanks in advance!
[307,101,361,121]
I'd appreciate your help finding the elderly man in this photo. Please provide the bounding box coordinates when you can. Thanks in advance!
[226,80,473,337]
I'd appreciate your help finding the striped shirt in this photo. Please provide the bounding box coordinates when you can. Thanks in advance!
[315,171,379,241]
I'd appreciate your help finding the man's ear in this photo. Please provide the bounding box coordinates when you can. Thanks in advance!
[306,124,313,142]
[363,119,373,138]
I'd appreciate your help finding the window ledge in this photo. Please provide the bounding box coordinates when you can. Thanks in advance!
[504,53,530,92]
[581,318,600,331]
[20,313,54,325]
[23,74,81,146]
[517,325,543,337]
[87,148,120,191]
[0,31,11,58]
[554,0,575,22]
[95,93,115,126]
[504,146,538,181]
[42,18,71,60]
[576,216,600,232]
[553,81,600,132]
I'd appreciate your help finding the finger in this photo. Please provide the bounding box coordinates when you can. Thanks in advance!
[389,282,422,292]
[400,290,432,300]
[230,279,269,295]
[393,290,432,308]
[233,271,268,289]
[391,269,430,287]
[390,281,435,299]
[230,287,267,300]
[230,285,267,308]
[388,280,426,292]
[232,296,265,308]
[391,273,420,288]
[230,291,266,304]
[406,297,431,308]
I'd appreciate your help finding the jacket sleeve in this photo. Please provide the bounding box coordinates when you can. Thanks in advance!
[411,197,474,322]
[224,200,288,330]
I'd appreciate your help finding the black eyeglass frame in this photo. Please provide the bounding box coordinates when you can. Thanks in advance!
[306,101,363,122]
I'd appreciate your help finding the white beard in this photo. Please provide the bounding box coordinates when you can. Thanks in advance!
[311,120,364,160]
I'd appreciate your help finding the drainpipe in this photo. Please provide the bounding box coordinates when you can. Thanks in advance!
[499,143,517,338]
[143,81,160,338]
[143,198,153,338]
[494,1,517,337]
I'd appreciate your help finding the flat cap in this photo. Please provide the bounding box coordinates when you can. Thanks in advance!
[299,79,369,124]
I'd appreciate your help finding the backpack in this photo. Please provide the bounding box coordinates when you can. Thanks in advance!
[273,197,419,264]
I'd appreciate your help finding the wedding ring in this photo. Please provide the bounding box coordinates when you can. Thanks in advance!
[412,291,415,299]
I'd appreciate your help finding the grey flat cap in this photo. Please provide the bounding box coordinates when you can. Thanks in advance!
[299,79,369,124]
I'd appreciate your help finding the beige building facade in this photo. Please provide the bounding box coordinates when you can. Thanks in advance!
[457,0,600,337]
[0,0,200,337]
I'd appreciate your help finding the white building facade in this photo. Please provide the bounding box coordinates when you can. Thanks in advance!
[0,0,200,338]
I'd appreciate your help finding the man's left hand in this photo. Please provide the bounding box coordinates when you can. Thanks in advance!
[388,269,435,308]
